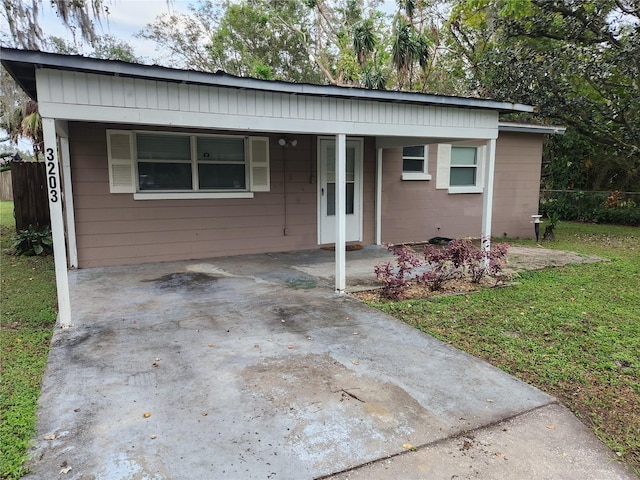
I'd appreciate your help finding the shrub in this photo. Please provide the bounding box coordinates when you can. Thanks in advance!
[540,190,640,226]
[375,240,510,299]
[374,245,421,299]
[12,225,53,256]
[450,239,509,283]
[415,244,460,291]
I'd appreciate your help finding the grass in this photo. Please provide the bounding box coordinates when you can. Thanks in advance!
[0,201,56,479]
[369,221,640,475]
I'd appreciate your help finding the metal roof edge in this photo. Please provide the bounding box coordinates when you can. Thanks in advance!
[499,122,566,135]
[1,47,535,113]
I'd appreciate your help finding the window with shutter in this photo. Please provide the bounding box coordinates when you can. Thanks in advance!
[105,131,270,197]
[436,143,485,194]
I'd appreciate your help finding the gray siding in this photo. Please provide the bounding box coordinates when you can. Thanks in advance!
[38,70,497,138]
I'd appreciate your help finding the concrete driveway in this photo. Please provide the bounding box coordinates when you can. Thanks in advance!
[25,247,635,479]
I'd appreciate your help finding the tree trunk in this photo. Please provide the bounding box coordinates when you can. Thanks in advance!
[542,225,555,241]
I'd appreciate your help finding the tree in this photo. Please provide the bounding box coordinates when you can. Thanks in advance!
[1,0,109,50]
[446,0,640,191]
[208,0,324,82]
[137,1,219,72]
[1,0,141,156]
[140,0,387,86]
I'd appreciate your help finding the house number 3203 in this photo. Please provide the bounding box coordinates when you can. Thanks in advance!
[45,148,59,203]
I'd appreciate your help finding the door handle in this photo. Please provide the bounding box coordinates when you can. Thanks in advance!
[321,188,324,196]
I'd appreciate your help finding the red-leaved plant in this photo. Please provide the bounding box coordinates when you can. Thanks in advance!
[374,239,510,300]
[373,245,421,300]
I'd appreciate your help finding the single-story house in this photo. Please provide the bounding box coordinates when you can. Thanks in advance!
[1,48,564,326]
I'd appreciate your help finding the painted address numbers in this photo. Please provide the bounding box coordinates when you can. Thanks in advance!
[45,147,59,203]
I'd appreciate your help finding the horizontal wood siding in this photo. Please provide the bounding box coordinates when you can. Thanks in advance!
[38,70,497,138]
[381,132,543,243]
[70,123,320,267]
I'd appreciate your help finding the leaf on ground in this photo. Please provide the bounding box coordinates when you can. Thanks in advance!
[59,466,72,474]
[546,424,556,429]
[352,360,360,365]
[44,433,56,440]
[143,412,151,418]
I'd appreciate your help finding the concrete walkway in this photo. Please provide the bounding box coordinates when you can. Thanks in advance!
[25,247,636,479]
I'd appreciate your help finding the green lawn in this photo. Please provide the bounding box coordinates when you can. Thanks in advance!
[370,221,640,475]
[0,201,56,479]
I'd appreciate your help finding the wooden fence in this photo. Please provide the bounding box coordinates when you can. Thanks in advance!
[0,170,12,201]
[11,162,50,231]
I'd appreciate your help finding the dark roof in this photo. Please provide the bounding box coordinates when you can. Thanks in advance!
[1,47,535,113]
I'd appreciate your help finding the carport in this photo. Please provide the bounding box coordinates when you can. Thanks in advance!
[0,47,536,328]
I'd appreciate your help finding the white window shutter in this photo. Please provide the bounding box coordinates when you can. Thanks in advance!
[249,136,270,192]
[436,144,451,189]
[106,130,136,193]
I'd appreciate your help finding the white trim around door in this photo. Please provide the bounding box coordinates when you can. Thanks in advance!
[317,136,364,244]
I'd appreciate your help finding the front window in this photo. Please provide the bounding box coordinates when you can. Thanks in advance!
[450,146,477,186]
[136,133,247,191]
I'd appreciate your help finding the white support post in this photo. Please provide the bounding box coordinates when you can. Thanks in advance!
[59,134,78,268]
[481,138,497,262]
[335,134,347,293]
[42,118,72,327]
[375,147,383,245]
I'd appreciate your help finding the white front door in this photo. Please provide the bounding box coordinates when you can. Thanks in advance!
[318,137,363,244]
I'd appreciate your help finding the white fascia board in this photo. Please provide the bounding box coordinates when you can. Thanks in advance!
[376,134,498,148]
[498,122,566,135]
[39,101,500,139]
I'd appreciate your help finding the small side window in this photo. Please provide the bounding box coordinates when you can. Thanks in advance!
[401,145,431,180]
